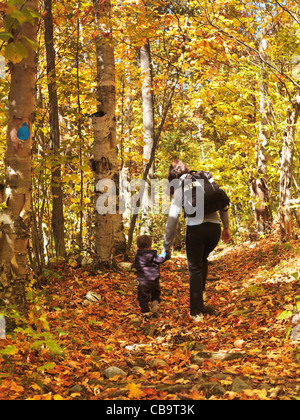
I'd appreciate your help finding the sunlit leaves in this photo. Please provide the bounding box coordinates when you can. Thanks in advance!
[1,234,300,399]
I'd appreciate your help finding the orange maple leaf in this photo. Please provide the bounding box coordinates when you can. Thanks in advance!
[127,383,144,399]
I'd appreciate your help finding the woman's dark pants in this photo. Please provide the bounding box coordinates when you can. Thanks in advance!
[186,222,221,316]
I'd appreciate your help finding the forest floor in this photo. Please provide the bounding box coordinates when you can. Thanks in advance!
[0,232,300,400]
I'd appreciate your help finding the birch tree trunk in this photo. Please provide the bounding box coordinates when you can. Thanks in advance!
[279,93,300,242]
[92,0,125,269]
[0,1,38,310]
[140,40,155,234]
[120,69,132,231]
[125,9,189,256]
[44,0,66,259]
[141,40,155,177]
[250,23,272,236]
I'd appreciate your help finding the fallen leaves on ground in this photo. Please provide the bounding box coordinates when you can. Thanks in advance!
[0,232,299,400]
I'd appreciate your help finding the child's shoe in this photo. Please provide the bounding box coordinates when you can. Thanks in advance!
[151,300,159,316]
[142,312,151,321]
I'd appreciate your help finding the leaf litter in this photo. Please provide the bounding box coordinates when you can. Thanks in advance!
[0,232,300,400]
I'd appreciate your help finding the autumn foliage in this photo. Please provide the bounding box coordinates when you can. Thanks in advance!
[0,233,299,400]
[1,0,300,402]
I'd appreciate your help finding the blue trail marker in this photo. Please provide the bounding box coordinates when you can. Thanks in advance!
[17,122,30,141]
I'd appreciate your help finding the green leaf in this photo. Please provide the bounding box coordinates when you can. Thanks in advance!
[3,15,18,32]
[0,202,8,211]
[116,290,126,295]
[21,35,38,51]
[37,362,55,372]
[0,345,18,355]
[8,0,24,5]
[278,310,292,320]
[39,312,50,331]
[0,32,13,41]
[5,41,28,64]
[24,7,41,19]
[10,10,28,24]
[45,340,65,356]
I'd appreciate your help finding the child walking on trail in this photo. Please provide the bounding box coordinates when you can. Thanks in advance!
[133,235,170,320]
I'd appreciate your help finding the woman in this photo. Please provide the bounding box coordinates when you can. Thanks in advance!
[163,159,231,322]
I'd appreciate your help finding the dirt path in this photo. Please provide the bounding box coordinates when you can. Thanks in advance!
[0,234,299,399]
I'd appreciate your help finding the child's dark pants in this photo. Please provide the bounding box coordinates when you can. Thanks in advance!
[138,278,161,313]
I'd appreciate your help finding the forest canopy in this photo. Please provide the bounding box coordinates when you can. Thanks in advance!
[0,0,300,302]
[0,0,300,402]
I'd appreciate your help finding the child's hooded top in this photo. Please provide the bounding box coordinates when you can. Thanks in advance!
[133,250,170,282]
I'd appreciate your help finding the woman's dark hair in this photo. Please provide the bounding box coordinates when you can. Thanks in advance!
[167,159,190,182]
[136,235,152,250]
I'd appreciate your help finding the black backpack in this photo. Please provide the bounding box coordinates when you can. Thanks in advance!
[182,170,230,217]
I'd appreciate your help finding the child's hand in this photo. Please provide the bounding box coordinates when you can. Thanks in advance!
[158,249,171,259]
[158,251,167,258]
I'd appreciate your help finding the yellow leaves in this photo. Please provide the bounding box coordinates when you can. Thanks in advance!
[27,393,63,400]
[220,378,233,386]
[0,345,19,355]
[241,365,253,375]
[53,394,64,400]
[269,336,281,343]
[189,389,205,400]
[5,41,28,64]
[175,378,189,385]
[233,339,245,348]
[1,235,300,401]
[9,381,24,393]
[127,382,144,399]
[0,380,24,396]
[225,388,268,400]
[244,389,268,399]
[216,284,230,292]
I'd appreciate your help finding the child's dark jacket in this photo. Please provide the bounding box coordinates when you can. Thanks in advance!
[133,250,170,282]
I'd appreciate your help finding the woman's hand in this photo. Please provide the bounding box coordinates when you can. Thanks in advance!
[222,228,231,244]
[162,248,171,258]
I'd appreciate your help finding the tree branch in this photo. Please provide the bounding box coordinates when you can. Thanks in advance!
[273,0,300,26]
[197,0,300,90]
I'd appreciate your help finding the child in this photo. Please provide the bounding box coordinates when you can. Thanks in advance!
[133,235,170,320]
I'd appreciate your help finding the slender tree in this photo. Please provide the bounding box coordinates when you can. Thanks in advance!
[75,2,84,256]
[279,92,300,241]
[249,22,273,235]
[44,0,66,259]
[140,39,155,233]
[141,39,155,177]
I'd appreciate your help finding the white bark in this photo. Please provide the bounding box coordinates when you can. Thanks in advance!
[0,0,38,309]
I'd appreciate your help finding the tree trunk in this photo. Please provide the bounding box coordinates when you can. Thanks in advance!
[92,0,125,270]
[120,69,132,232]
[141,40,155,177]
[44,0,66,259]
[125,12,188,256]
[250,23,272,236]
[0,1,38,310]
[75,8,84,256]
[279,93,300,241]
[140,40,155,234]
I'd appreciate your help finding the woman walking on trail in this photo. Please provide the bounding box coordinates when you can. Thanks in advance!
[163,159,231,322]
